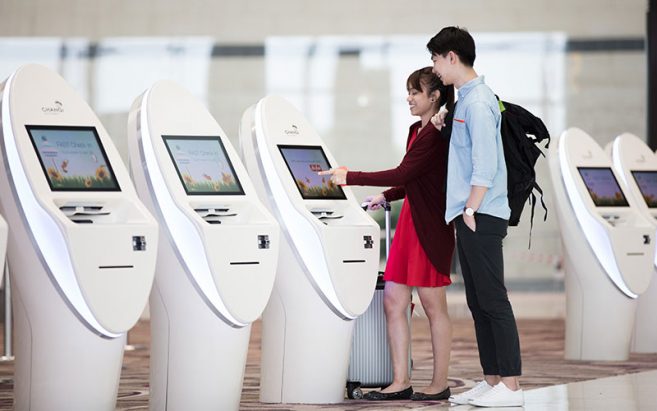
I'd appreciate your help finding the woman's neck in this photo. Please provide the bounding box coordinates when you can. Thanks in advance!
[419,111,438,129]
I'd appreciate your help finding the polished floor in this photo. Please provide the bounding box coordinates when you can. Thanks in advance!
[0,317,655,410]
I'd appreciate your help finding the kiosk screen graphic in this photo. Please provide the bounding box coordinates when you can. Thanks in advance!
[578,167,629,207]
[278,145,347,200]
[631,171,657,208]
[163,136,244,195]
[27,125,120,191]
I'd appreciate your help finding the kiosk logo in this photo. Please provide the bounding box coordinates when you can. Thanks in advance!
[284,124,299,135]
[41,100,64,114]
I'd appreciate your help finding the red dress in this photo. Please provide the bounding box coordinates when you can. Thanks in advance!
[383,129,451,287]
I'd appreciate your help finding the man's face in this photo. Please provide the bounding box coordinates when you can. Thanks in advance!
[431,52,452,85]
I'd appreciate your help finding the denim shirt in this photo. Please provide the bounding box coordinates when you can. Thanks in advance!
[445,76,511,223]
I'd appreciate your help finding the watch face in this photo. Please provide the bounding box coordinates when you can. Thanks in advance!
[465,208,475,216]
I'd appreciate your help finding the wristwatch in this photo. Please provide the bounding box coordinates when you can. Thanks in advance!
[464,207,475,217]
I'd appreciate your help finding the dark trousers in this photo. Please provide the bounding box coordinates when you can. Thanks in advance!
[455,213,521,377]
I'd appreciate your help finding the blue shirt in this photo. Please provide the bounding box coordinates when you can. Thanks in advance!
[445,76,511,223]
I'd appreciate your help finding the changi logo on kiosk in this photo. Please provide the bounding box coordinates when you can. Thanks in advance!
[41,100,64,114]
[284,124,300,135]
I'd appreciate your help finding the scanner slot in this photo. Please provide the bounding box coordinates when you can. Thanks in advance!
[60,205,110,216]
[60,204,110,225]
[194,207,238,225]
[310,208,344,220]
[70,219,94,224]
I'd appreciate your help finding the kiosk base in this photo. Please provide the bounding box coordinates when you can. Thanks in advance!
[260,241,353,404]
[564,256,638,361]
[11,266,125,411]
[632,269,657,353]
[149,259,251,411]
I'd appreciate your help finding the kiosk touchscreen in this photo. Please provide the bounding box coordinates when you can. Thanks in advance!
[127,80,279,411]
[239,95,379,403]
[609,133,657,353]
[0,64,158,411]
[548,127,653,361]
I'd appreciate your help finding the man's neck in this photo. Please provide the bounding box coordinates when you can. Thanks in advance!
[453,67,478,89]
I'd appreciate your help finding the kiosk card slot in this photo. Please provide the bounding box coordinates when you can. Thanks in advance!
[194,207,238,224]
[60,205,110,216]
[310,208,344,220]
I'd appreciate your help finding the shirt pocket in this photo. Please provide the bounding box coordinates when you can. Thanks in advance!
[450,120,469,148]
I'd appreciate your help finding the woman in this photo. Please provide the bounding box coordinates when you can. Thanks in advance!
[320,67,455,401]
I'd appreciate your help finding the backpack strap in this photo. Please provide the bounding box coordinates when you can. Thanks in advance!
[526,182,548,249]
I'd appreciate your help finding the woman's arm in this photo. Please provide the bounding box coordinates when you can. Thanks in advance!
[346,132,439,187]
[382,186,405,202]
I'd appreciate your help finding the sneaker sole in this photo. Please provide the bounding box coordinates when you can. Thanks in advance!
[469,400,524,407]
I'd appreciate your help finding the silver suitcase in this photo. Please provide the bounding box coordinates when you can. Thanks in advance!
[346,204,411,399]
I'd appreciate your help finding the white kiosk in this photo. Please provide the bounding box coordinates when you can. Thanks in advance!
[609,133,657,353]
[0,64,158,410]
[548,127,654,360]
[239,95,379,403]
[127,80,279,410]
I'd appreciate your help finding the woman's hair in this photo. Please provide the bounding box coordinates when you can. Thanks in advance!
[406,67,455,114]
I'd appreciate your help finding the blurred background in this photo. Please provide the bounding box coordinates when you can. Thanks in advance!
[0,0,648,298]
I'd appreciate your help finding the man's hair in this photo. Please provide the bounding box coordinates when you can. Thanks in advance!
[427,26,476,68]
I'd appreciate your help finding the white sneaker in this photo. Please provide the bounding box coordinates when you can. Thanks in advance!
[469,382,524,407]
[449,380,493,405]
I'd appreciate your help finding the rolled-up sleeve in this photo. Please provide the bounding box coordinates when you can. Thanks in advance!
[466,101,498,187]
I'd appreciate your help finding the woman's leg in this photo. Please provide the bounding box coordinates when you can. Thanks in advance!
[417,285,452,393]
[381,280,412,392]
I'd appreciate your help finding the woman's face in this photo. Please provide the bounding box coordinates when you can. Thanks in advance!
[406,84,436,118]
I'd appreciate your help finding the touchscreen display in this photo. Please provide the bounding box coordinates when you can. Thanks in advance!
[26,125,120,191]
[577,167,629,207]
[631,170,657,208]
[163,136,244,195]
[278,145,347,200]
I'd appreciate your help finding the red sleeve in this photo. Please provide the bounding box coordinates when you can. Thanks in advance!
[345,130,439,188]
[383,186,405,202]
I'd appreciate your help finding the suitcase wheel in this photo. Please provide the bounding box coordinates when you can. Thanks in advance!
[346,381,363,400]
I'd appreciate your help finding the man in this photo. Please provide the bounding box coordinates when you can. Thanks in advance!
[427,26,523,408]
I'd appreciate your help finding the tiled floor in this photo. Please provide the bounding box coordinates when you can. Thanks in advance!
[0,315,655,410]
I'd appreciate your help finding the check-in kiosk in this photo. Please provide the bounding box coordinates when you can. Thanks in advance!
[239,95,379,403]
[0,64,158,410]
[548,127,654,360]
[609,133,657,353]
[127,80,279,410]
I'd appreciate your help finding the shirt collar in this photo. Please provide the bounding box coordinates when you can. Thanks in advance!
[457,75,485,99]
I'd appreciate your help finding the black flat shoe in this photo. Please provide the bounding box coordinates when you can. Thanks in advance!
[364,386,413,401]
[410,386,451,401]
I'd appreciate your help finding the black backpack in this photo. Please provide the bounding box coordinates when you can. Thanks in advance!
[497,98,550,239]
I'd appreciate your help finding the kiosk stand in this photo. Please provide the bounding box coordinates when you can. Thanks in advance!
[548,127,654,360]
[0,214,6,283]
[128,80,279,410]
[609,133,657,353]
[239,96,379,403]
[0,64,158,410]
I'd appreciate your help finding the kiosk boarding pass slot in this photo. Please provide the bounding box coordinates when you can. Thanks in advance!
[193,206,238,224]
[59,204,111,224]
[310,208,344,220]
